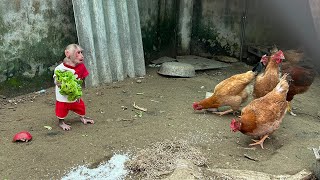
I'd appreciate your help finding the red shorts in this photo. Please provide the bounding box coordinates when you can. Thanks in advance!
[55,99,86,119]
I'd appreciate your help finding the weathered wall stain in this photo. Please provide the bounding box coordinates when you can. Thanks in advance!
[0,0,77,96]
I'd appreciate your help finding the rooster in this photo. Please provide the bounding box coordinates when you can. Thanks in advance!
[281,53,317,116]
[193,65,263,116]
[230,74,289,149]
[253,49,285,99]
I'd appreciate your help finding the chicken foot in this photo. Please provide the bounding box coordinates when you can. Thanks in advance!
[287,101,297,116]
[213,109,234,116]
[249,135,269,149]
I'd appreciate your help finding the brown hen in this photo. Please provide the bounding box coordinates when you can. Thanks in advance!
[281,53,317,116]
[193,69,259,116]
[253,50,285,99]
[230,73,289,149]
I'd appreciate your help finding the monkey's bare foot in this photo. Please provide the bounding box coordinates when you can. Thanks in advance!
[80,116,94,125]
[59,121,71,131]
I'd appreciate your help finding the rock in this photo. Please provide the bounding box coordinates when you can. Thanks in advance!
[207,168,313,180]
[199,52,214,59]
[164,159,203,180]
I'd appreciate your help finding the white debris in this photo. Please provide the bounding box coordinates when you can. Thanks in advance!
[62,154,129,180]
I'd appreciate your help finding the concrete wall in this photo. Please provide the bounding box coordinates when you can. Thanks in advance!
[191,0,243,57]
[0,0,319,96]
[191,0,318,61]
[246,0,319,68]
[137,0,245,58]
[177,0,193,55]
[0,0,77,95]
[138,0,178,62]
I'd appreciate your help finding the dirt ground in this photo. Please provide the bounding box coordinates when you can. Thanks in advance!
[1,62,320,179]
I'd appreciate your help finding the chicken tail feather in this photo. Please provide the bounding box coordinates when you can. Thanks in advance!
[275,73,290,93]
[281,73,289,81]
[252,61,265,75]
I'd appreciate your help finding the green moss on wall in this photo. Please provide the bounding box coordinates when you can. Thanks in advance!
[158,16,176,50]
[141,21,159,53]
[0,71,53,97]
[191,22,240,57]
[141,17,177,62]
[191,1,240,57]
[140,1,177,64]
[0,17,9,40]
[0,33,75,97]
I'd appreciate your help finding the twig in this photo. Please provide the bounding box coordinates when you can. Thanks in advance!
[133,102,147,112]
[244,154,258,161]
[121,118,134,121]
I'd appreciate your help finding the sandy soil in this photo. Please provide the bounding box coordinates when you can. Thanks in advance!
[1,62,320,179]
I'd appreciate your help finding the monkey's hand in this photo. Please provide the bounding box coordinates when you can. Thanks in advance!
[54,78,61,88]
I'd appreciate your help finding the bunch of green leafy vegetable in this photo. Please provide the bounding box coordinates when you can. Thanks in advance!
[55,70,83,101]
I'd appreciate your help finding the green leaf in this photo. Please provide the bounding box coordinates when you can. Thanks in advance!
[55,70,83,101]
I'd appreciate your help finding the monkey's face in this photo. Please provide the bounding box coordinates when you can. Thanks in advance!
[70,48,84,65]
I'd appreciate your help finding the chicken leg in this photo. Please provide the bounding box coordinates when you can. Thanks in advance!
[213,109,234,116]
[249,135,269,149]
[287,101,297,116]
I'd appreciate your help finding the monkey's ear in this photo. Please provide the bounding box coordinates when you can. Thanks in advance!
[65,49,71,58]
